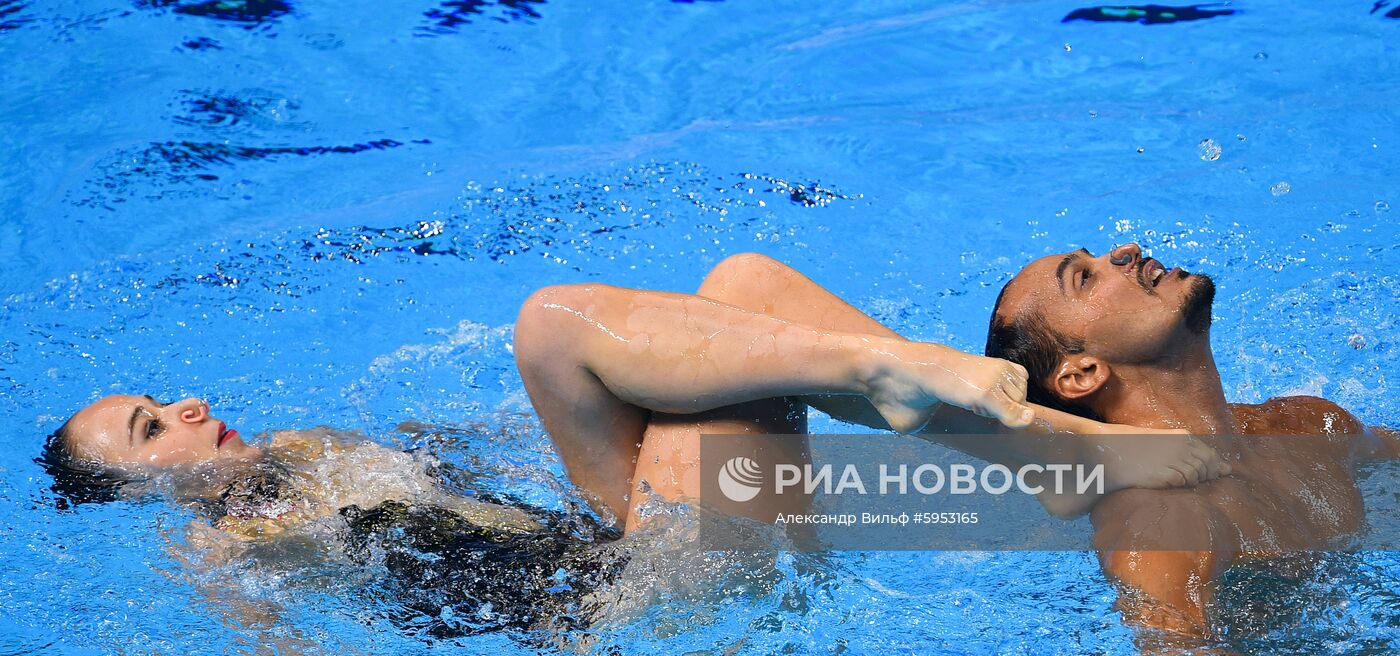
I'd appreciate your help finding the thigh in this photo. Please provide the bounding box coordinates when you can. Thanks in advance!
[625,255,891,531]
[626,397,809,532]
[698,253,903,339]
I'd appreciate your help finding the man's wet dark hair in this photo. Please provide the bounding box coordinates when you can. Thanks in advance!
[984,281,1103,422]
[37,421,131,506]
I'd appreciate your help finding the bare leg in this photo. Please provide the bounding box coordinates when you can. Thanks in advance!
[513,282,932,523]
[625,270,813,533]
[628,398,807,533]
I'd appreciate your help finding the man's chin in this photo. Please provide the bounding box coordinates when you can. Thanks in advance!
[1182,273,1216,335]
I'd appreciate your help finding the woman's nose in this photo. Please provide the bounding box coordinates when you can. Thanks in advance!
[175,397,209,423]
[1108,243,1141,267]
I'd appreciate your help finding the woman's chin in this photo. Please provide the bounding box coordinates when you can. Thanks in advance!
[213,440,263,462]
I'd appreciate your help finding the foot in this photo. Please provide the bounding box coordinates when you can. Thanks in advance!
[862,341,1035,433]
[1086,429,1231,492]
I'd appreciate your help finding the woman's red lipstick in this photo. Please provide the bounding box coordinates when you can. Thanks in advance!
[216,422,239,448]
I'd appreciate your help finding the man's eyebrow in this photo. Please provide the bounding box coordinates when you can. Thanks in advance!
[1055,248,1093,294]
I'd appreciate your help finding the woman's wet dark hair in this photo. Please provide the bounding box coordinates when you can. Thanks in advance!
[37,421,134,506]
[984,281,1103,422]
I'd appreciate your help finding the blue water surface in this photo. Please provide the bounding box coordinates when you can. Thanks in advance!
[3,0,1400,653]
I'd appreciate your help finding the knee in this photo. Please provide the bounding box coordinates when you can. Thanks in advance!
[514,284,605,364]
[699,252,782,304]
[707,252,781,283]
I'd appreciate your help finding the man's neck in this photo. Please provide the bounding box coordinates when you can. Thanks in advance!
[1096,339,1237,436]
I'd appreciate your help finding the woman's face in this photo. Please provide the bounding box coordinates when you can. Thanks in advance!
[63,395,260,470]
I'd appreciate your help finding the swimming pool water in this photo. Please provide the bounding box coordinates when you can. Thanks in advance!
[3,0,1400,653]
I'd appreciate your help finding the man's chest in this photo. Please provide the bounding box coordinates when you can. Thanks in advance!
[1214,443,1364,550]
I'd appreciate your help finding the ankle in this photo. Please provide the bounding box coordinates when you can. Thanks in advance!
[847,335,899,397]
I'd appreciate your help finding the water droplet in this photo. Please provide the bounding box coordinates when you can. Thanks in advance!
[1270,181,1291,196]
[1254,52,1268,60]
[1348,334,1367,350]
[1089,110,1098,118]
[1198,139,1222,161]
[1236,134,1246,141]
[1136,147,1145,154]
[1064,43,1072,51]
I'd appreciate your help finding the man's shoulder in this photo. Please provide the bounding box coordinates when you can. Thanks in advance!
[1229,395,1366,435]
[1089,488,1228,551]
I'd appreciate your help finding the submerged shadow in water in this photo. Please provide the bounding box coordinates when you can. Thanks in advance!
[137,0,292,29]
[170,90,302,130]
[1062,4,1236,25]
[0,0,34,32]
[77,138,427,208]
[417,0,545,37]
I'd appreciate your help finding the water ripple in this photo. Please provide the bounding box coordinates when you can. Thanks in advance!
[76,138,426,207]
[417,0,546,37]
[136,0,293,30]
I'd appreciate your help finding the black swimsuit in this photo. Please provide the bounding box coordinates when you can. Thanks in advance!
[213,457,623,638]
[340,499,622,637]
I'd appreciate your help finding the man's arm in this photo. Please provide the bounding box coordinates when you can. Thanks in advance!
[1357,426,1400,461]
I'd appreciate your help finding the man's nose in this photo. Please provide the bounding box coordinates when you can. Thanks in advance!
[175,397,209,423]
[1108,243,1142,267]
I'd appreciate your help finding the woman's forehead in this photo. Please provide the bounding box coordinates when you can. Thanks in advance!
[66,394,147,456]
[75,394,144,422]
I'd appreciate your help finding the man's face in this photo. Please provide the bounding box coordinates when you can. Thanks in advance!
[996,243,1216,365]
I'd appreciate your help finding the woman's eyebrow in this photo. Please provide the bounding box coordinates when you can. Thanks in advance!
[128,403,157,447]
[128,406,143,447]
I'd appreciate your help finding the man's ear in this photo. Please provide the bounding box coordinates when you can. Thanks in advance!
[1052,356,1111,401]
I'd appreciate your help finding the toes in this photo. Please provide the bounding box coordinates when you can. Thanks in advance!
[1206,457,1233,480]
[989,388,1034,429]
[1160,465,1191,488]
[1187,442,1228,481]
[1168,462,1200,486]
